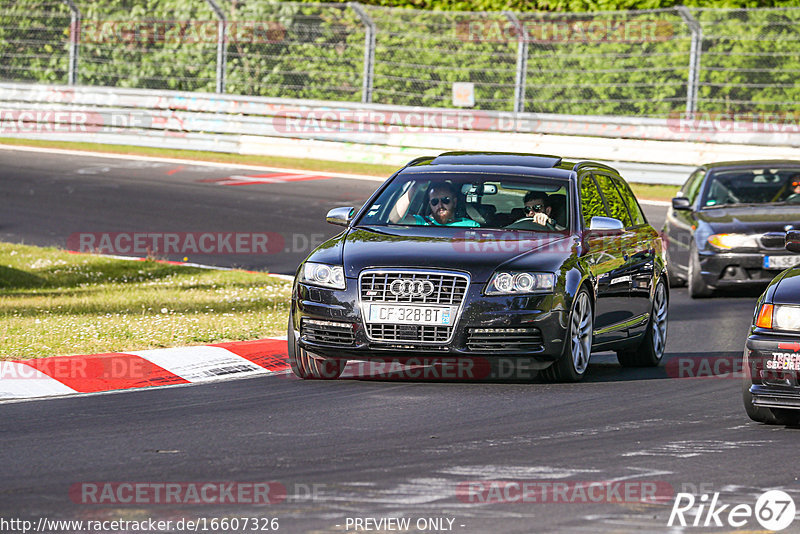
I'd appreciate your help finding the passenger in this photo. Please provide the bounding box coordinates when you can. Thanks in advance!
[413,182,480,227]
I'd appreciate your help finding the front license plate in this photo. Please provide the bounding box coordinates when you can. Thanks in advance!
[368,304,453,325]
[763,255,800,270]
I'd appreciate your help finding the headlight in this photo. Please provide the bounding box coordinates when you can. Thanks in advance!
[707,233,758,251]
[755,303,800,331]
[775,305,800,330]
[300,262,345,290]
[486,271,555,295]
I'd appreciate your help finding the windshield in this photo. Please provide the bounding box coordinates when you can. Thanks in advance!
[702,167,800,208]
[358,173,570,232]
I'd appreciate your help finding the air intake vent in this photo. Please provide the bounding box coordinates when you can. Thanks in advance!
[301,319,355,346]
[466,327,543,352]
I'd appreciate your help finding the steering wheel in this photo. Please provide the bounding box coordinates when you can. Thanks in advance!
[505,217,553,230]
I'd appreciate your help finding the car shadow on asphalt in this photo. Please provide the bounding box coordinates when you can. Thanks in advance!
[334,350,744,384]
[582,350,744,383]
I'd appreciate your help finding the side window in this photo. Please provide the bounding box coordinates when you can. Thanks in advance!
[613,178,646,227]
[595,173,633,228]
[682,169,706,203]
[580,175,606,227]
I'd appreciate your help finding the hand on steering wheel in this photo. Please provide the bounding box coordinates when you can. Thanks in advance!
[507,213,553,230]
[529,213,551,226]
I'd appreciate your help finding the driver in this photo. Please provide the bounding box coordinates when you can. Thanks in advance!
[523,191,562,229]
[785,174,800,202]
[413,182,479,227]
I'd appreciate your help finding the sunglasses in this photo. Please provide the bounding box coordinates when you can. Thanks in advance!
[525,204,545,214]
[430,197,451,207]
[792,181,800,188]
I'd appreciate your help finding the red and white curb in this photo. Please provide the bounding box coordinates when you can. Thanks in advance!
[0,338,290,401]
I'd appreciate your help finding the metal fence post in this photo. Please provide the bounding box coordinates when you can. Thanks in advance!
[62,0,80,85]
[206,0,227,94]
[677,6,702,117]
[350,2,376,104]
[504,11,528,114]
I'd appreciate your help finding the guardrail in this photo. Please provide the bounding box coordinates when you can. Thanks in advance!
[2,82,800,185]
[5,3,800,119]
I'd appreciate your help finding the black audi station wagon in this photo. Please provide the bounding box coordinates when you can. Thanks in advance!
[289,152,669,382]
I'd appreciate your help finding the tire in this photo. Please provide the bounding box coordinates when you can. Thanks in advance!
[743,379,800,424]
[617,280,668,367]
[769,408,800,425]
[287,316,346,380]
[543,288,593,382]
[741,354,800,425]
[688,244,712,298]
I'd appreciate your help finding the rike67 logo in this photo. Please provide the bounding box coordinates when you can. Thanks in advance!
[668,490,796,531]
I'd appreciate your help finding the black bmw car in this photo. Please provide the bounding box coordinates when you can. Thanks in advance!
[289,152,669,382]
[664,160,800,298]
[744,230,800,425]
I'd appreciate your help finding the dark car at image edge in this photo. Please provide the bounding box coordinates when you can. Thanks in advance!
[289,152,670,382]
[744,230,800,425]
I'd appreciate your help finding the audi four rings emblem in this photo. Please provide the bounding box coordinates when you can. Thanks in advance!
[389,279,435,297]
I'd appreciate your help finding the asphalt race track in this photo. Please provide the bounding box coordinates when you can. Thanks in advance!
[0,148,374,274]
[2,148,797,533]
[1,148,675,275]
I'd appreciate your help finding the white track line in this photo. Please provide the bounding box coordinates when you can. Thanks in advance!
[0,144,677,202]
[0,143,385,182]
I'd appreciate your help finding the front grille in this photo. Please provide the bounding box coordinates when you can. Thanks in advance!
[466,327,543,352]
[301,319,355,346]
[367,324,450,343]
[360,271,469,305]
[760,232,786,249]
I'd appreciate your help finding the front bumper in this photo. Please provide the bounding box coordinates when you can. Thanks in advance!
[291,280,568,364]
[745,333,800,411]
[699,251,793,289]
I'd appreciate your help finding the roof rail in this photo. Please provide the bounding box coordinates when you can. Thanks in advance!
[573,161,619,174]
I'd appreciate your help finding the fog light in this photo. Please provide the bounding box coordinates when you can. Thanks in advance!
[472,328,537,334]
[304,319,353,330]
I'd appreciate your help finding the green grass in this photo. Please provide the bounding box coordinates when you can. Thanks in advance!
[630,183,679,202]
[0,242,291,360]
[0,138,680,200]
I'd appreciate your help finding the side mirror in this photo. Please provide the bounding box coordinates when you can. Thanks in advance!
[672,197,691,211]
[786,230,800,253]
[326,207,355,227]
[589,216,624,234]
